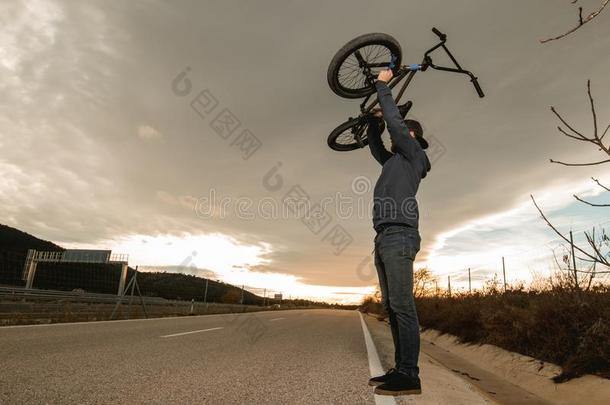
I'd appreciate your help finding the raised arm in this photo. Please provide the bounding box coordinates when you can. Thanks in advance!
[367,116,392,165]
[374,74,420,161]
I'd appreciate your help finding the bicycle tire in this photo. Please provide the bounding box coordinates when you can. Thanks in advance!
[327,117,369,151]
[327,33,402,99]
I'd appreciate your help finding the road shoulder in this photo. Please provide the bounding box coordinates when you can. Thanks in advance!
[362,313,494,405]
[421,329,610,405]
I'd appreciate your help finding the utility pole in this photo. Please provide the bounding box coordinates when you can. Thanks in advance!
[468,268,472,294]
[447,275,451,297]
[240,285,244,305]
[263,288,266,306]
[203,279,209,309]
[502,257,507,292]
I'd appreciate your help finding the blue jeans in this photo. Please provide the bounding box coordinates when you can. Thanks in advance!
[374,225,421,377]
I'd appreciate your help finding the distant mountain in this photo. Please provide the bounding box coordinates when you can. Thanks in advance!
[0,224,335,308]
[0,224,267,304]
[0,224,64,253]
[0,224,64,285]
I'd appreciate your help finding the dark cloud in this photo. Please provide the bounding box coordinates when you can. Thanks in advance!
[2,0,610,293]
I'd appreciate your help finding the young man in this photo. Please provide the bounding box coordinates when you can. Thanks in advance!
[366,69,431,396]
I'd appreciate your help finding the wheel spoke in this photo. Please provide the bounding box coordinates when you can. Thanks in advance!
[337,43,393,92]
[335,123,367,145]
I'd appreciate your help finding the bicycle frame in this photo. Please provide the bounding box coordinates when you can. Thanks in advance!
[358,27,484,115]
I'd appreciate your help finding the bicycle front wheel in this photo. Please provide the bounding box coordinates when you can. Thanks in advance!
[327,33,402,99]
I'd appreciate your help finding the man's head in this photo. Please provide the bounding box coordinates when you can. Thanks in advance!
[390,119,429,153]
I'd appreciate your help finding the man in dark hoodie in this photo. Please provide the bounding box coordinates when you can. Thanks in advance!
[366,69,431,396]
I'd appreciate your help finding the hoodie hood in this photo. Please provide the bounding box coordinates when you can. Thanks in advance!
[421,153,431,179]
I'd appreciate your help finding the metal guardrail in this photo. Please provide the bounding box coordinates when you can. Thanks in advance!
[0,286,171,305]
[0,286,270,310]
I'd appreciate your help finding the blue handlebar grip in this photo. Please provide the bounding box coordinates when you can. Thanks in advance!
[409,64,420,71]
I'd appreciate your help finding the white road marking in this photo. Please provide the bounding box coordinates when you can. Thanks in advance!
[160,326,224,338]
[0,309,306,329]
[359,311,397,405]
[269,317,285,321]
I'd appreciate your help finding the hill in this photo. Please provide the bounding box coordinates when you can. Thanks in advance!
[0,224,64,285]
[0,224,335,308]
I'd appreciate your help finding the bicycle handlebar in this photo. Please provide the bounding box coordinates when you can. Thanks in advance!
[430,27,485,98]
[431,27,446,41]
[471,76,485,98]
[392,27,486,101]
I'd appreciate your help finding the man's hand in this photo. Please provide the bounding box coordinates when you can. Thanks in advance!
[372,107,383,118]
[376,69,393,83]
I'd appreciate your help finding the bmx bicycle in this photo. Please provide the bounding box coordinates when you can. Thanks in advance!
[326,27,485,151]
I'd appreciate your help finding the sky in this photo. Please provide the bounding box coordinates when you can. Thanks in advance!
[1,0,610,304]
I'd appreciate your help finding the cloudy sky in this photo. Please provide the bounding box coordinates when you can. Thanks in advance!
[2,0,610,303]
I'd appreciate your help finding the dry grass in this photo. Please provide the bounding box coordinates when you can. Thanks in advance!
[361,271,610,382]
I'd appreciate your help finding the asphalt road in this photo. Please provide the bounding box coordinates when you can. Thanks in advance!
[0,309,490,404]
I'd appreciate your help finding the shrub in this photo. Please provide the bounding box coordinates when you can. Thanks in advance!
[414,286,610,381]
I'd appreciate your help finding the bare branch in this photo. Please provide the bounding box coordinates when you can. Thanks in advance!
[584,228,610,266]
[573,177,610,206]
[592,177,610,192]
[530,195,600,263]
[550,82,610,166]
[557,126,589,141]
[573,194,610,207]
[587,80,599,140]
[601,123,610,141]
[550,158,610,166]
[540,0,610,43]
[551,106,586,138]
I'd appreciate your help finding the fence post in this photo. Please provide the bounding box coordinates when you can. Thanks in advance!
[570,230,578,289]
[203,279,209,309]
[25,261,38,289]
[502,257,507,292]
[117,263,128,296]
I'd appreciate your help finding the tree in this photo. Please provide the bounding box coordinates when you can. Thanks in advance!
[413,267,438,298]
[540,0,609,43]
[531,81,610,288]
[221,289,241,304]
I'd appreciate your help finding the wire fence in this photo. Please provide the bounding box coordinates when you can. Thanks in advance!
[0,247,296,314]
[427,221,610,296]
[27,261,122,295]
[0,285,290,326]
[0,249,26,287]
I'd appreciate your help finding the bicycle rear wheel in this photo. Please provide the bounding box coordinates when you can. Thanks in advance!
[327,33,402,99]
[327,117,369,151]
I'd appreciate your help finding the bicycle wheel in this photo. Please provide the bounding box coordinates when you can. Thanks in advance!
[328,117,369,151]
[327,33,402,99]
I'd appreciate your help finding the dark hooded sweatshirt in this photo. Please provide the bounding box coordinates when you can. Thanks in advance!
[367,81,431,231]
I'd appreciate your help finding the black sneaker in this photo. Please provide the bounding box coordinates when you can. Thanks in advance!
[368,368,398,387]
[374,373,421,396]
